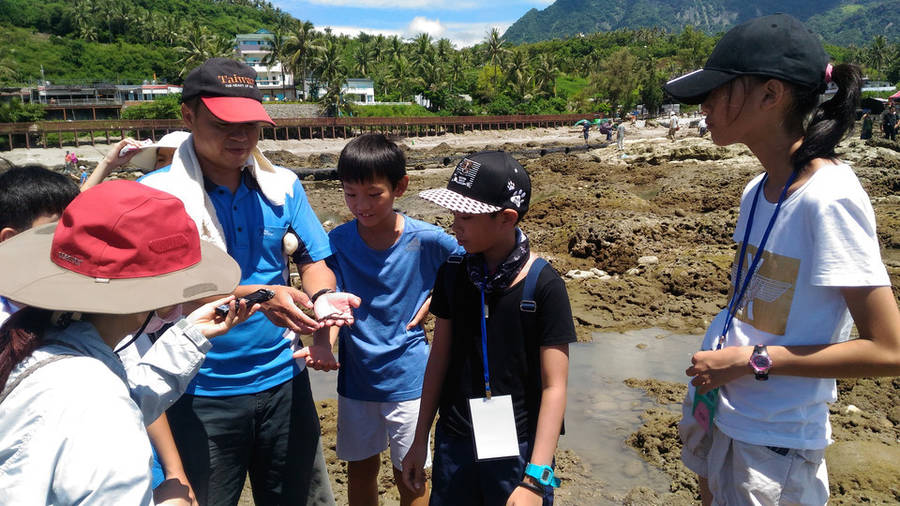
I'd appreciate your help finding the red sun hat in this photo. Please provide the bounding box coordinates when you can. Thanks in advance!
[182,57,275,126]
[0,180,240,314]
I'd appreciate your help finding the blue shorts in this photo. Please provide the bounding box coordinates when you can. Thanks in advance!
[429,422,554,506]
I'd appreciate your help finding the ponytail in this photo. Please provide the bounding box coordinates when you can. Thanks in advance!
[790,63,862,173]
[0,307,51,388]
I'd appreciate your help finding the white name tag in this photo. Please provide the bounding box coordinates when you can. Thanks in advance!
[468,395,520,460]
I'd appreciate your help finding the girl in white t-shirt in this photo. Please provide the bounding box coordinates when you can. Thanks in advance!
[664,14,900,506]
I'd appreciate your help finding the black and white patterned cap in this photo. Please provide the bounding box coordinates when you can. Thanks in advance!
[420,151,531,216]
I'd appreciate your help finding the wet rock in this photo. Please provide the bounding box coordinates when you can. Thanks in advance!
[638,255,659,265]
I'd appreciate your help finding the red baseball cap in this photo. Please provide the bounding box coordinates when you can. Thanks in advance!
[0,180,240,314]
[183,58,275,125]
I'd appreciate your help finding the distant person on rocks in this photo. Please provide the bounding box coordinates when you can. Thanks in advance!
[860,112,873,140]
[78,165,88,187]
[665,13,900,506]
[881,105,898,141]
[581,121,590,144]
[64,150,74,173]
[406,151,576,505]
[667,112,679,140]
[698,116,708,137]
[314,133,462,506]
[139,57,360,506]
[616,121,626,150]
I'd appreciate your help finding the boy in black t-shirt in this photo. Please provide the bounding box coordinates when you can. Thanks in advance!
[402,151,576,505]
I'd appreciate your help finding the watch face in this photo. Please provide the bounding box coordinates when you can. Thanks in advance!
[541,469,552,481]
[751,355,772,369]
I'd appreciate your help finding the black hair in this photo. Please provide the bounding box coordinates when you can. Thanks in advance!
[336,133,407,188]
[0,307,51,389]
[786,64,862,173]
[0,165,80,231]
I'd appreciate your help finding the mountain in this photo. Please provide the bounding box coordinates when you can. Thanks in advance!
[503,0,900,46]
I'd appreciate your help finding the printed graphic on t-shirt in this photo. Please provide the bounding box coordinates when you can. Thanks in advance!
[728,243,800,336]
[405,236,421,252]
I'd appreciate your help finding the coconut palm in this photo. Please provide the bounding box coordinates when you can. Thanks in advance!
[261,30,291,98]
[349,43,369,77]
[175,26,235,76]
[868,35,890,75]
[483,27,509,90]
[533,54,560,97]
[285,20,320,100]
[313,38,348,113]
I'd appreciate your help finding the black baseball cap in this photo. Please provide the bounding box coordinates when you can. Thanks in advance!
[664,14,829,104]
[182,58,274,125]
[419,151,531,217]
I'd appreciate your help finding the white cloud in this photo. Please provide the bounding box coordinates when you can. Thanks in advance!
[443,21,512,47]
[317,20,511,48]
[304,0,481,9]
[407,17,446,38]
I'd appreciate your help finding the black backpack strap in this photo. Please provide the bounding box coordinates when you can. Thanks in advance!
[442,254,465,308]
[520,257,549,313]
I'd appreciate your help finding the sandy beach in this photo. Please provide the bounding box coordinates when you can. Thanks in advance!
[4,122,899,504]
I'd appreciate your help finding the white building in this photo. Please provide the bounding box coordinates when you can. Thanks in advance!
[234,29,295,100]
[343,78,375,104]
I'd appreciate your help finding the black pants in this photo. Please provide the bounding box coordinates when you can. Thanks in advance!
[166,369,334,506]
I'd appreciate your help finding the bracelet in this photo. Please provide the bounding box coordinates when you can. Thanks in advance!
[310,288,335,303]
[518,480,544,496]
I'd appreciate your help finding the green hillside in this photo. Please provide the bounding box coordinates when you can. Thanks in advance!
[0,0,287,84]
[503,0,900,46]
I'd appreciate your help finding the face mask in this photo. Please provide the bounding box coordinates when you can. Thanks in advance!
[143,304,184,335]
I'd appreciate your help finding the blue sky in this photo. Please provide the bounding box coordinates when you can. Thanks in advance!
[272,0,555,47]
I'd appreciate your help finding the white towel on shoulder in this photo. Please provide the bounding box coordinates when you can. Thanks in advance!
[140,134,297,252]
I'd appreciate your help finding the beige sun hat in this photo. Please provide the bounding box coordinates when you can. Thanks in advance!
[0,180,239,314]
[128,131,192,171]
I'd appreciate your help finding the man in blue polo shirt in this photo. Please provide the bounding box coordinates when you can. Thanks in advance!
[140,58,359,506]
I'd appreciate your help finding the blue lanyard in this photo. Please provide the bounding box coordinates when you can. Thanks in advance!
[718,171,797,349]
[479,285,492,398]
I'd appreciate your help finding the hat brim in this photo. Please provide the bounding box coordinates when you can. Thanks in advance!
[0,223,241,314]
[127,133,192,171]
[664,68,739,105]
[419,188,501,214]
[201,96,275,125]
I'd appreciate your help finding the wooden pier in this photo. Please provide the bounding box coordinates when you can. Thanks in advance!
[0,114,591,150]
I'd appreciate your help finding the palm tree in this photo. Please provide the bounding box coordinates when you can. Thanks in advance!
[411,32,434,69]
[533,54,560,97]
[352,43,375,77]
[448,52,466,87]
[285,20,320,100]
[261,30,291,99]
[386,35,405,62]
[868,35,889,76]
[505,49,532,100]
[175,26,235,76]
[483,28,509,90]
[313,38,348,114]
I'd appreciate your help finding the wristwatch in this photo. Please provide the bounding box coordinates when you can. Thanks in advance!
[524,463,560,488]
[749,344,773,381]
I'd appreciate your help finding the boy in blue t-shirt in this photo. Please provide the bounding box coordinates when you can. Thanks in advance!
[308,133,460,506]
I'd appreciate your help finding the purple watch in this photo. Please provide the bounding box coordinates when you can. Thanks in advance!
[749,344,773,381]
